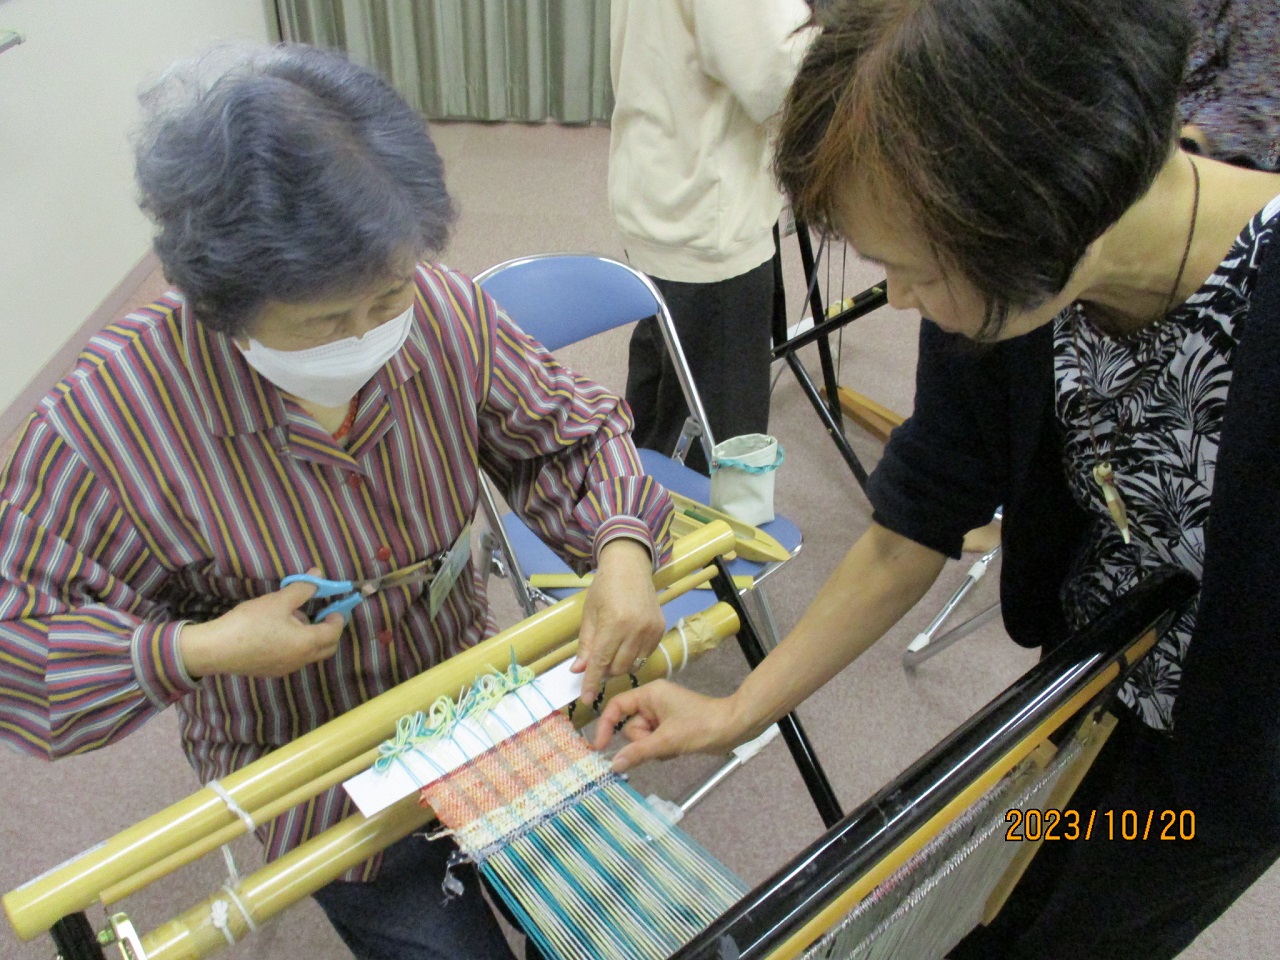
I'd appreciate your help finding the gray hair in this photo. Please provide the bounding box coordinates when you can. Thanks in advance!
[135,43,456,336]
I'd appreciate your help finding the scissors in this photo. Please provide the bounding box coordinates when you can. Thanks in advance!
[282,558,441,623]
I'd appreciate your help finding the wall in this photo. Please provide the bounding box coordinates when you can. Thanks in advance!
[0,0,270,433]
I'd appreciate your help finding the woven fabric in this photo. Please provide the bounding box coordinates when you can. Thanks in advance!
[420,711,746,960]
[423,714,611,856]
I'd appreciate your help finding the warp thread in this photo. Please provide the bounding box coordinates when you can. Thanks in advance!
[802,736,1089,960]
[421,712,745,960]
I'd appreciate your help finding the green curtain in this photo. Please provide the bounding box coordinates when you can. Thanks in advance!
[275,0,612,123]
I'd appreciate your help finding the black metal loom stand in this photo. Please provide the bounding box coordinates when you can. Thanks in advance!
[770,223,889,492]
[711,557,843,830]
[50,912,105,959]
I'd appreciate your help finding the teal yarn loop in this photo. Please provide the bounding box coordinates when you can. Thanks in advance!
[714,446,784,474]
[374,649,536,774]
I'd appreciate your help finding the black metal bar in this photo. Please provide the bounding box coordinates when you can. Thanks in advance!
[779,223,896,489]
[710,558,844,829]
[813,332,844,425]
[50,912,106,960]
[785,352,870,489]
[772,283,888,357]
[769,224,790,348]
[792,223,843,429]
[673,567,1198,960]
[793,223,830,348]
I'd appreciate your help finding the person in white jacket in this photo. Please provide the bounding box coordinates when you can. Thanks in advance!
[609,0,815,471]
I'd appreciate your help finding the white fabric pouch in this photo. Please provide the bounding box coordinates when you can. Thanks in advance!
[709,433,784,526]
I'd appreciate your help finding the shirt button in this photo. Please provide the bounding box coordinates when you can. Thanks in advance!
[375,545,392,562]
[377,629,394,645]
[347,474,363,490]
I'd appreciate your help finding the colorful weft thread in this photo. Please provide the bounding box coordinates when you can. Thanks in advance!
[422,712,747,960]
[375,652,538,777]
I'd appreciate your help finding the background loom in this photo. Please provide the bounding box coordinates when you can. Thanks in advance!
[673,567,1197,960]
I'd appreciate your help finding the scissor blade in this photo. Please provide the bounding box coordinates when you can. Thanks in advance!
[373,558,437,592]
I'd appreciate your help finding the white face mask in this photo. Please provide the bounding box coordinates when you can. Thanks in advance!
[239,305,415,407]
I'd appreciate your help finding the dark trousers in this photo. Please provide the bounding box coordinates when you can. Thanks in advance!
[949,710,1280,960]
[626,259,775,474]
[313,833,518,960]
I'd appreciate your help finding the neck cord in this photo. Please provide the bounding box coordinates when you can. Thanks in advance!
[1069,154,1201,544]
[332,395,360,441]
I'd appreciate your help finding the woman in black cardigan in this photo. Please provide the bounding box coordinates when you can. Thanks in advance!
[594,1,1280,956]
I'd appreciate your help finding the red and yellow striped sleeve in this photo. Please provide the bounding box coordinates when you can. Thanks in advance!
[0,415,197,758]
[468,280,674,573]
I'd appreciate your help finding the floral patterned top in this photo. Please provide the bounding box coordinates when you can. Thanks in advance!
[1054,194,1280,731]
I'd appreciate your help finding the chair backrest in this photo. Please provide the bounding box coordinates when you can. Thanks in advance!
[475,254,662,351]
[476,253,717,461]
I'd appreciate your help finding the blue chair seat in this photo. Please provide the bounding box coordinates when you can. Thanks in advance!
[637,448,802,582]
[474,253,801,636]
[499,448,799,630]
[499,514,710,629]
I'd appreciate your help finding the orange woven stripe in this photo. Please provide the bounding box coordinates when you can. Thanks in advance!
[422,713,591,826]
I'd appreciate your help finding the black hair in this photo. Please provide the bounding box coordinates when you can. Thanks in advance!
[776,0,1194,335]
[135,43,456,335]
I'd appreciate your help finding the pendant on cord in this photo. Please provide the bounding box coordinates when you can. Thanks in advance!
[1092,461,1131,544]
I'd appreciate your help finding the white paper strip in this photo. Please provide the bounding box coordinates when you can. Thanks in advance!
[344,660,586,818]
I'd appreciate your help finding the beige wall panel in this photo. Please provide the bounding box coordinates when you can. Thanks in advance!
[0,0,269,426]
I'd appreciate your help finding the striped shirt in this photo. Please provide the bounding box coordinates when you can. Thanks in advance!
[0,261,672,879]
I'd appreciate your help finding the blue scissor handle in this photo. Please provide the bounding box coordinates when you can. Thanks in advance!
[314,593,365,622]
[281,573,365,623]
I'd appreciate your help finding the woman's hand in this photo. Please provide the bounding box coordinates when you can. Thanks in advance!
[591,680,750,772]
[178,570,345,679]
[588,523,949,772]
[572,538,665,699]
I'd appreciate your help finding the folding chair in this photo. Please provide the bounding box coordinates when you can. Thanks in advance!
[473,253,802,639]
[903,510,1002,667]
[474,253,839,828]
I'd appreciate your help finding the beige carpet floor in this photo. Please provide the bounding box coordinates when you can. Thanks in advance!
[1,121,1275,959]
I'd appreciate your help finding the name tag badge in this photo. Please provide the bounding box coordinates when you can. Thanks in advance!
[429,524,471,620]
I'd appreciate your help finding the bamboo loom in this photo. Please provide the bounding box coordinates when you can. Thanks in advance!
[671,566,1198,960]
[4,522,742,960]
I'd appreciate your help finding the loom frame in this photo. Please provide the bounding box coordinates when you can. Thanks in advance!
[6,526,742,960]
[671,566,1198,960]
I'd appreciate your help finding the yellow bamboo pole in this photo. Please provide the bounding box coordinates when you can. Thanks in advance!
[666,491,791,563]
[530,572,755,591]
[4,522,736,942]
[100,562,729,905]
[136,601,742,960]
[140,795,438,960]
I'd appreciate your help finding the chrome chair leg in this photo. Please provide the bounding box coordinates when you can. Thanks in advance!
[742,585,783,651]
[903,545,1001,668]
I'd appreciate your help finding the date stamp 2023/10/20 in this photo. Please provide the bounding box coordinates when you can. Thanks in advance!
[1004,808,1196,842]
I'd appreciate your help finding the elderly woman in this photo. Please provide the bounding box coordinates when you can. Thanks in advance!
[595,1,1280,957]
[0,44,670,960]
